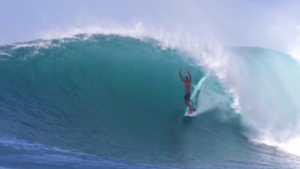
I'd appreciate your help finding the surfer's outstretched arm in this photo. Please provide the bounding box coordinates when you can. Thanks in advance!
[187,69,191,83]
[179,68,184,81]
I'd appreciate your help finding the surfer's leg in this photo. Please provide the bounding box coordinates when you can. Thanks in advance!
[185,100,193,114]
[184,92,193,114]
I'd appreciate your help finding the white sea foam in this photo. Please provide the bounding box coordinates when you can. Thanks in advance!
[0,52,12,57]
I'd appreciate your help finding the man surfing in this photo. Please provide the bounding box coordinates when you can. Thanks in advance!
[179,68,194,114]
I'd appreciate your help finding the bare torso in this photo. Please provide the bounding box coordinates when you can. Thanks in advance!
[184,82,191,93]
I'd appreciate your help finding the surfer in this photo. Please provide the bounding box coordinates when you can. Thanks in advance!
[179,68,193,114]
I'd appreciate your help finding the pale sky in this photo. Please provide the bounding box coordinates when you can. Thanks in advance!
[1,0,299,54]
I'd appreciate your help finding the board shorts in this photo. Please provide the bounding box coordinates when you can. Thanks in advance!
[184,92,191,101]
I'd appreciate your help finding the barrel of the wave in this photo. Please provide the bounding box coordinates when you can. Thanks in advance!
[0,34,201,167]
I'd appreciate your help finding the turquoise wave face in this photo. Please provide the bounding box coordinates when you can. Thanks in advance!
[0,34,299,168]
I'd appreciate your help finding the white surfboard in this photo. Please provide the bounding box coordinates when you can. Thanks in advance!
[184,76,206,116]
[185,111,197,117]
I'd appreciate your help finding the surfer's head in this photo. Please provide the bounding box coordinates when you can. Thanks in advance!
[184,76,188,82]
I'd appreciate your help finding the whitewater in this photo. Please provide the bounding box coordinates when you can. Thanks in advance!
[0,30,300,169]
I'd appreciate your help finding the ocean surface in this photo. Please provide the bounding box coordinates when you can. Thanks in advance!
[0,34,300,169]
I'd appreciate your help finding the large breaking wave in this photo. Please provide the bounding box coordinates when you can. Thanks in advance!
[0,34,300,168]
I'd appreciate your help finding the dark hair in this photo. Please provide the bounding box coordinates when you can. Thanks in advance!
[185,76,188,79]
